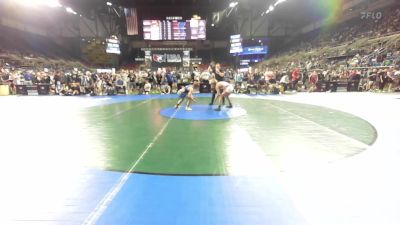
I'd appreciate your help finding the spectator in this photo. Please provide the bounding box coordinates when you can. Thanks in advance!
[291,68,301,91]
[279,73,290,93]
[143,79,151,95]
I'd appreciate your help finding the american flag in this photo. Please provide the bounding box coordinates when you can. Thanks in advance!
[124,8,138,35]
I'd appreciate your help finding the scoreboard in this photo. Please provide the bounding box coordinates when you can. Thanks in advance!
[230,34,243,54]
[143,19,206,41]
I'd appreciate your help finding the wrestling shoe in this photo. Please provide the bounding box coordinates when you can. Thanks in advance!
[185,107,193,111]
[214,107,221,111]
[227,105,233,108]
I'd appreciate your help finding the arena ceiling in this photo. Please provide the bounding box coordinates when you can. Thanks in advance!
[60,0,319,25]
[59,0,335,39]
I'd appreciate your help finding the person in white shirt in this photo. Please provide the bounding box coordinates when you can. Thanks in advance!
[215,81,233,111]
[279,73,290,93]
[143,80,151,95]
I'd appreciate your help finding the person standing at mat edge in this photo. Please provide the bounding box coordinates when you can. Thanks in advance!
[209,63,225,105]
[175,79,200,111]
[215,81,233,111]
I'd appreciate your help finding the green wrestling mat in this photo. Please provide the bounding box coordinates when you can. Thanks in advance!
[83,97,376,175]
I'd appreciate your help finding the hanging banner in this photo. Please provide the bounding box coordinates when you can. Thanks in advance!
[151,51,183,68]
[152,53,182,63]
[183,50,190,67]
[238,46,268,56]
[144,50,152,67]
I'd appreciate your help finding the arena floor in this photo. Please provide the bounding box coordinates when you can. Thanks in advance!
[1,92,399,225]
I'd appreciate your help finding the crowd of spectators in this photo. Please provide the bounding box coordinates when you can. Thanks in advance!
[280,6,400,57]
[254,5,400,93]
[0,57,213,96]
[2,52,399,97]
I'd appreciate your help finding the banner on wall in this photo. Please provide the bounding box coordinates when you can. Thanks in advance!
[238,46,268,56]
[144,50,152,67]
[152,53,182,63]
[183,51,190,67]
[151,51,184,67]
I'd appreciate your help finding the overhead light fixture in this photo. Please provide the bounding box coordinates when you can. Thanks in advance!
[47,0,62,7]
[211,23,215,27]
[14,0,62,8]
[274,0,287,7]
[66,7,77,15]
[264,0,288,16]
[106,2,112,6]
[229,2,238,8]
[269,5,274,12]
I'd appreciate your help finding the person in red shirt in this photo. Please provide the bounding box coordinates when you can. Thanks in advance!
[308,70,318,92]
[291,68,301,91]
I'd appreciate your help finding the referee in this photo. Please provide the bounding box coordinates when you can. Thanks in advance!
[209,63,225,105]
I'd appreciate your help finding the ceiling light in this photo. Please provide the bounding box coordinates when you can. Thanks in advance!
[106,2,112,6]
[14,0,62,8]
[47,0,62,7]
[229,2,238,8]
[274,0,287,7]
[66,7,77,15]
[269,5,274,12]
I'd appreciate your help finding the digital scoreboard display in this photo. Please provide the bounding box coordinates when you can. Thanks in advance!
[106,38,121,54]
[143,19,206,40]
[230,34,243,54]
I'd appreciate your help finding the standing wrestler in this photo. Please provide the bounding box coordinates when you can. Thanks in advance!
[209,63,225,105]
[214,81,234,111]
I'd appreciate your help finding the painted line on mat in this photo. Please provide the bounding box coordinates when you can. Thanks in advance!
[267,103,370,149]
[82,108,179,225]
[103,99,152,120]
